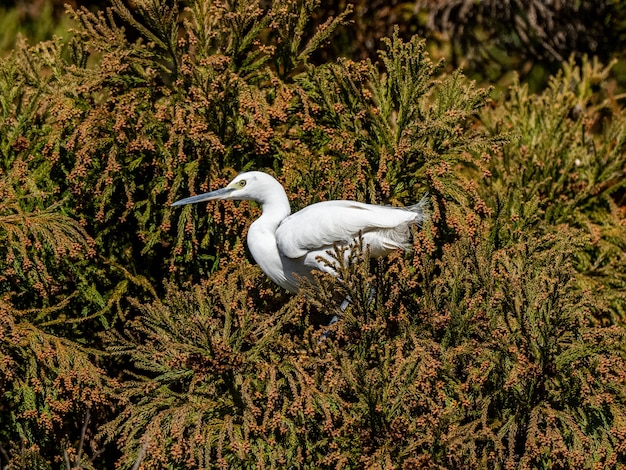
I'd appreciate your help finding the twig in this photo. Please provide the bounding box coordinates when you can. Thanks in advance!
[0,442,10,470]
[131,436,150,470]
[63,448,71,470]
[76,408,91,467]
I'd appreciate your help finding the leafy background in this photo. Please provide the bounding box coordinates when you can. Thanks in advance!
[1,0,626,469]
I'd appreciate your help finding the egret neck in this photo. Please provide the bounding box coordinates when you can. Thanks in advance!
[245,178,294,291]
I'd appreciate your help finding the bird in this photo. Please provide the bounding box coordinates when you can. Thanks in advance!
[172,171,429,294]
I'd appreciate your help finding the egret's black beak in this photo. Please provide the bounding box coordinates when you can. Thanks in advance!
[171,187,235,206]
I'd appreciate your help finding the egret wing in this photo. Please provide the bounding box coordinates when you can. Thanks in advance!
[276,200,417,259]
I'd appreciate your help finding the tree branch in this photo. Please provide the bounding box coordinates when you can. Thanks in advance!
[0,442,10,470]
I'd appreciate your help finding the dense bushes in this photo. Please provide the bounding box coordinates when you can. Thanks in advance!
[1,0,625,468]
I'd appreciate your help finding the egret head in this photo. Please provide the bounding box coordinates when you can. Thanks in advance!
[171,171,284,207]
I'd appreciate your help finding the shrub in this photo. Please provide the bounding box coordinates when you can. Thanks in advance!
[0,148,110,467]
[483,57,626,325]
[1,0,625,468]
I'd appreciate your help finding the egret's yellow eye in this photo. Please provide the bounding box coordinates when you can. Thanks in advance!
[239,180,247,188]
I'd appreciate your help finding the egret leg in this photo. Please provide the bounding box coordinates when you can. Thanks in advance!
[319,300,345,341]
[320,288,377,341]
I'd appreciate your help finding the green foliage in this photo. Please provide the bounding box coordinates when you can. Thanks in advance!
[416,0,626,90]
[0,1,72,57]
[483,57,626,324]
[0,168,109,466]
[422,232,626,469]
[287,30,502,247]
[103,232,626,469]
[1,0,625,468]
[0,300,110,469]
[102,274,309,468]
[49,0,352,285]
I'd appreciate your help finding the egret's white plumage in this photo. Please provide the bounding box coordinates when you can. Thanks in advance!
[172,171,428,293]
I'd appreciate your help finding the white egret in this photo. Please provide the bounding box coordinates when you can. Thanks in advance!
[172,171,428,294]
